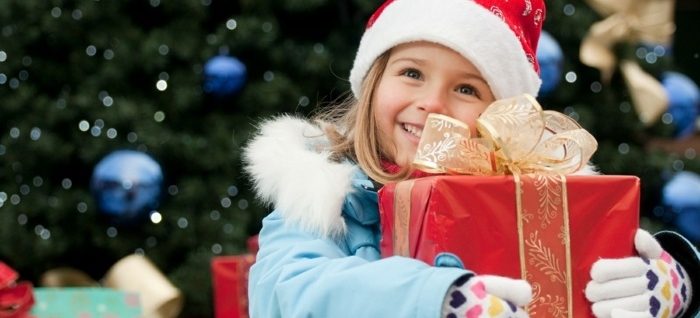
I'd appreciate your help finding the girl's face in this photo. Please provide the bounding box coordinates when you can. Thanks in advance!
[373,41,496,167]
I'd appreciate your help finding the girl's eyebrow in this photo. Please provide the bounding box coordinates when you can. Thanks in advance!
[388,57,426,66]
[459,72,489,85]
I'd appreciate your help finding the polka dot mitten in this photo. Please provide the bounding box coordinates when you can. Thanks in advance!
[442,274,532,318]
[586,229,692,318]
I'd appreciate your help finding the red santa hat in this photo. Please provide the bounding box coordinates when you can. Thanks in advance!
[349,0,545,100]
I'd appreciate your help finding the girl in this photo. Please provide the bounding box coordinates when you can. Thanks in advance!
[243,0,699,317]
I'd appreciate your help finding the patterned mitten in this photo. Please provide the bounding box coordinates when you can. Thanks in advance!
[586,229,693,318]
[442,274,532,318]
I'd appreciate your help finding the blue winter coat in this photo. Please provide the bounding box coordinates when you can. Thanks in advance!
[248,169,470,317]
[244,117,700,318]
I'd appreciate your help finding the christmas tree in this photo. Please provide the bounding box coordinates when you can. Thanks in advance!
[539,0,700,237]
[0,0,698,316]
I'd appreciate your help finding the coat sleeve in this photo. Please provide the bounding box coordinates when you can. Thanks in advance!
[655,231,700,318]
[248,210,469,318]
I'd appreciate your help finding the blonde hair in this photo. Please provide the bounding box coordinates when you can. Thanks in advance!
[314,52,411,185]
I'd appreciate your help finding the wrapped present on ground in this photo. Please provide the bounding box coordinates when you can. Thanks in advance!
[0,262,34,318]
[211,235,258,318]
[30,287,141,317]
[38,254,183,318]
[378,95,640,317]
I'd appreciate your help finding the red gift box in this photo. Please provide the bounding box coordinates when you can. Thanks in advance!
[211,236,258,318]
[378,175,639,318]
[0,262,34,318]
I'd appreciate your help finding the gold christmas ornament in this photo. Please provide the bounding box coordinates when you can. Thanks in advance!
[620,60,669,125]
[40,267,100,287]
[580,0,675,125]
[104,255,184,318]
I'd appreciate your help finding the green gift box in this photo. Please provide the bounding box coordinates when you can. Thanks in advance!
[31,287,142,318]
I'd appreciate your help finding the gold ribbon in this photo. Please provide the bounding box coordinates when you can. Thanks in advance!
[515,173,572,318]
[579,0,674,125]
[413,94,597,176]
[40,254,183,318]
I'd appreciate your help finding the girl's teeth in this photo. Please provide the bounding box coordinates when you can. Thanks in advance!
[403,124,422,137]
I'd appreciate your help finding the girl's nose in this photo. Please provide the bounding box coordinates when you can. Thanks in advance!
[416,89,449,114]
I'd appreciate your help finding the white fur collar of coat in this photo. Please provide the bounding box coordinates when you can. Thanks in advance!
[243,116,355,238]
[243,116,599,239]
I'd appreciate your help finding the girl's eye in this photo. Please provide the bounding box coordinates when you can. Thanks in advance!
[401,68,422,80]
[457,85,478,97]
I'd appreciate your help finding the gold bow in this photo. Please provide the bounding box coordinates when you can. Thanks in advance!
[413,94,597,175]
[580,0,674,125]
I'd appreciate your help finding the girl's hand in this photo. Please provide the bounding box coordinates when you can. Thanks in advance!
[585,229,692,318]
[442,274,531,318]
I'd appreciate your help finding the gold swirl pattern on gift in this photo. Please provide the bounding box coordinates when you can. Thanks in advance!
[525,230,566,284]
[530,283,568,318]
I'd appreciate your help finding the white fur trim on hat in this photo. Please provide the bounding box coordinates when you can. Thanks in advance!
[349,0,542,100]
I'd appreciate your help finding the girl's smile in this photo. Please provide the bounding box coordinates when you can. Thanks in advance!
[400,122,423,142]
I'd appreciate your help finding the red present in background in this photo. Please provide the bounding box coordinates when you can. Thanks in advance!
[0,262,34,318]
[211,235,258,318]
[378,175,639,318]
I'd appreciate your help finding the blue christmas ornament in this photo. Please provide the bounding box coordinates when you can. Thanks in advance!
[662,171,700,242]
[203,55,247,98]
[536,31,563,97]
[661,72,700,138]
[675,209,700,243]
[662,171,700,209]
[91,150,163,223]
